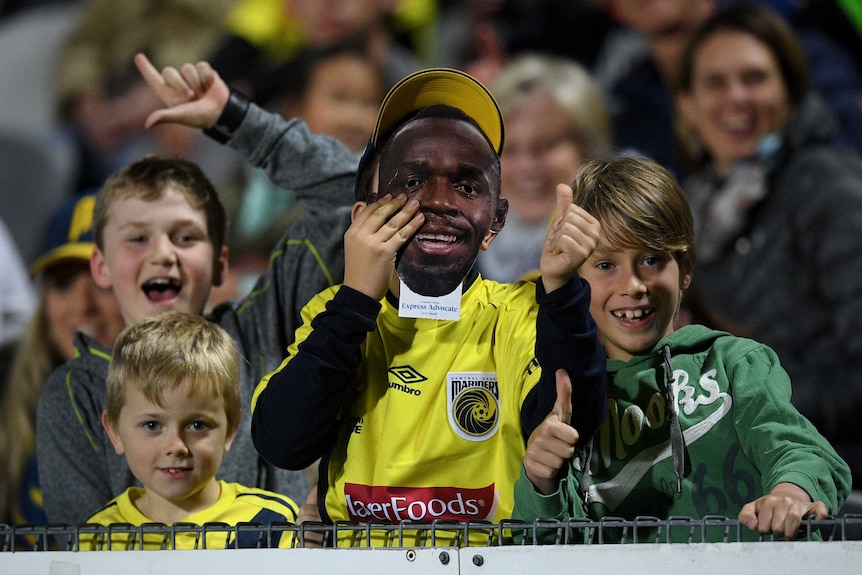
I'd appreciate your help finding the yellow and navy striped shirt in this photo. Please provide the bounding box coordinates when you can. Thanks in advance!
[81,481,298,550]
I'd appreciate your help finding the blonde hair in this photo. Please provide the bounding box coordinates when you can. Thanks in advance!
[571,155,696,279]
[105,312,241,434]
[492,52,612,160]
[0,289,63,522]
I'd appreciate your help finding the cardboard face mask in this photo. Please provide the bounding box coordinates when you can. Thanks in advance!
[359,67,506,306]
[381,117,501,300]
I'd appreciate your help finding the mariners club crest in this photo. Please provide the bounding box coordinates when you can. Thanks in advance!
[447,372,500,441]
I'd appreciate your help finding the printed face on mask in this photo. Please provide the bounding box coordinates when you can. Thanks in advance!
[376,116,506,296]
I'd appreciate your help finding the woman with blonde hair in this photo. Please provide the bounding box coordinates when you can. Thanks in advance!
[479,52,612,282]
[0,194,123,528]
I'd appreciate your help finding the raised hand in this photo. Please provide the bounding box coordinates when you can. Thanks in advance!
[133,52,230,130]
[540,184,600,293]
[524,369,579,495]
[738,482,828,539]
[343,194,424,300]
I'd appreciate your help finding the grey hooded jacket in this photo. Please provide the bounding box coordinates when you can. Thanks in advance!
[36,104,356,525]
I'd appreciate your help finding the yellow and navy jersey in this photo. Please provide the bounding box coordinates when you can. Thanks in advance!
[80,481,299,550]
[252,275,606,546]
[328,279,540,543]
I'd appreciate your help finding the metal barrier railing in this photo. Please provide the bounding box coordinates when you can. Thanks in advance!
[2,515,861,551]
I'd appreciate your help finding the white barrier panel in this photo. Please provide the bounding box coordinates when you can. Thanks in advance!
[3,517,861,574]
[1,542,862,575]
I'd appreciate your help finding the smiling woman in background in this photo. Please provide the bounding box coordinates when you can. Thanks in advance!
[674,3,862,492]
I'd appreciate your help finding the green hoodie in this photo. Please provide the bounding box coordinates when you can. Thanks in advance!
[513,325,851,542]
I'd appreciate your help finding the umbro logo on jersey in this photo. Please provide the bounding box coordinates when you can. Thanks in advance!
[389,366,427,385]
[388,365,427,396]
[447,372,500,441]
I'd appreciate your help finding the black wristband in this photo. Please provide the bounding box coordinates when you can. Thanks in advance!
[203,89,251,144]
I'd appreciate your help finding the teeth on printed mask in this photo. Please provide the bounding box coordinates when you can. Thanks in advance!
[416,233,456,243]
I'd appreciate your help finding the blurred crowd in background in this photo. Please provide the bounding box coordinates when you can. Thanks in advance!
[0,0,861,527]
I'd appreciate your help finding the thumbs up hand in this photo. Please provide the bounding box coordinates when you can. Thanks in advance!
[524,369,579,495]
[539,184,600,293]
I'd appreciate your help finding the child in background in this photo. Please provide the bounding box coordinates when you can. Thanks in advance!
[513,155,850,542]
[264,42,385,155]
[224,42,385,302]
[82,311,298,550]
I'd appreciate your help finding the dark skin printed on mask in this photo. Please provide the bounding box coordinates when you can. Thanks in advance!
[378,117,508,296]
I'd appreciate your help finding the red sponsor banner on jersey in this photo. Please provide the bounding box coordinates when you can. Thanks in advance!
[344,483,496,523]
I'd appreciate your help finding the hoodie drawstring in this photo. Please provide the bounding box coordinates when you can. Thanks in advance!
[660,344,686,493]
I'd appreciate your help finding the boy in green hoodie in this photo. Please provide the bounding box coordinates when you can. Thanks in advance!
[513,155,851,542]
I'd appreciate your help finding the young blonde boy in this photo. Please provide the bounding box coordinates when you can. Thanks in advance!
[37,114,355,525]
[82,311,298,550]
[513,156,851,541]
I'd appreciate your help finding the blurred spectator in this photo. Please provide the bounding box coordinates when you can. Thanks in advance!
[258,42,385,153]
[477,52,611,283]
[593,0,862,179]
[433,0,617,87]
[0,216,34,350]
[674,3,862,487]
[209,0,426,100]
[208,42,386,306]
[0,5,83,265]
[0,0,72,20]
[54,0,239,194]
[0,193,123,527]
[433,0,510,85]
[766,0,862,72]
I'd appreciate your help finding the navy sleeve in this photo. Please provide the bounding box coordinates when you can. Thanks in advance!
[521,277,607,441]
[251,287,380,470]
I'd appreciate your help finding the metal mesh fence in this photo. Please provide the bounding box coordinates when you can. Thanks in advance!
[2,514,861,551]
